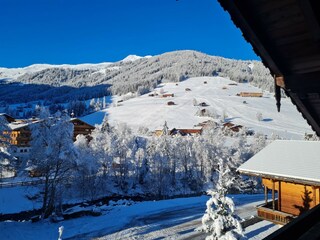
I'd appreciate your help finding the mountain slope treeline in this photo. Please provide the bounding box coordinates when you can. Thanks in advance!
[0,50,273,105]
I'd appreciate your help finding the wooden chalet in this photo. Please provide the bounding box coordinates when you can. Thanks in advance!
[6,120,37,159]
[3,117,94,160]
[70,118,95,141]
[169,128,202,136]
[154,128,202,137]
[161,93,174,98]
[238,92,263,97]
[238,140,320,225]
[217,0,320,238]
[223,122,243,132]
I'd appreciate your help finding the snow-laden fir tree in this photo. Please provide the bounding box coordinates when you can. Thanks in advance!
[162,121,169,136]
[201,157,243,240]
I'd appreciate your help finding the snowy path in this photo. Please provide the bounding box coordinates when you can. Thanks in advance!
[71,195,273,240]
[0,194,279,240]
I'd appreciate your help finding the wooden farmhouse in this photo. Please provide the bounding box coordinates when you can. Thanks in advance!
[70,118,95,141]
[238,140,320,225]
[161,93,174,98]
[154,128,202,137]
[3,117,94,160]
[6,120,39,159]
[238,92,263,97]
[169,128,202,136]
[223,122,243,133]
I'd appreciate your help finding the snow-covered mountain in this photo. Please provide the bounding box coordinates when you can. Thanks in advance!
[81,76,312,140]
[0,50,273,104]
[120,54,151,62]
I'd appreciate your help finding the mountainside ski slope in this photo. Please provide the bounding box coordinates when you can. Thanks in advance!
[81,76,312,140]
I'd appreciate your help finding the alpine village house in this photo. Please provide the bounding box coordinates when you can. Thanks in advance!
[238,140,320,225]
[1,113,94,161]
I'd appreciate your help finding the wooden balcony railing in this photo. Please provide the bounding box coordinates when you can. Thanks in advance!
[257,202,295,225]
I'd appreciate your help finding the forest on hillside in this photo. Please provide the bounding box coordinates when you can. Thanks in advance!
[0,50,273,108]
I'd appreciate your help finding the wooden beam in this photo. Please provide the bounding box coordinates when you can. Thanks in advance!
[278,181,281,211]
[265,186,268,204]
[217,0,284,75]
[275,75,285,88]
[289,92,320,136]
[272,179,275,210]
[298,0,320,41]
[313,186,317,207]
[284,71,320,93]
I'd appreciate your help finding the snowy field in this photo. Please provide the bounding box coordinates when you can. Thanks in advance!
[0,194,279,240]
[81,77,312,140]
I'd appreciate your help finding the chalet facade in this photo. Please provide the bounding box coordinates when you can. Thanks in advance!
[223,122,243,133]
[238,92,263,97]
[70,118,95,141]
[3,116,94,160]
[154,128,202,137]
[161,93,174,98]
[238,140,320,225]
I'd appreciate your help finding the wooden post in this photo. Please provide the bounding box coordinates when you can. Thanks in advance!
[272,180,275,210]
[313,186,316,207]
[265,186,268,204]
[278,181,281,211]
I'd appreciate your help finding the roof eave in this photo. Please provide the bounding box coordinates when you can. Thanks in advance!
[238,169,320,187]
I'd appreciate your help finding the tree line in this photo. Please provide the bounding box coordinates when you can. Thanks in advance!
[20,110,268,218]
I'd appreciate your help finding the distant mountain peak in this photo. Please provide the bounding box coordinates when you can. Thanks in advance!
[121,55,152,63]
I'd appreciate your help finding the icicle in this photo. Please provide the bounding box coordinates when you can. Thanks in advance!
[274,75,282,112]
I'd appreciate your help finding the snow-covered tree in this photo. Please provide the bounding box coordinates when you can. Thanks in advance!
[201,158,243,240]
[162,121,169,136]
[74,134,100,200]
[107,123,137,192]
[102,96,107,109]
[30,109,77,218]
[0,116,15,179]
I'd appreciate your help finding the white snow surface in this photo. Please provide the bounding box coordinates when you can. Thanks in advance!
[0,54,152,80]
[81,76,312,139]
[0,194,279,240]
[238,140,320,183]
[0,62,113,80]
[0,186,41,214]
[120,54,151,62]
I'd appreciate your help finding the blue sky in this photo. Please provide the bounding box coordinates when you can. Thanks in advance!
[0,0,258,68]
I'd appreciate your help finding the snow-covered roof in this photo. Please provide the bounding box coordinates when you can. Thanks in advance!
[8,122,31,130]
[238,140,320,185]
